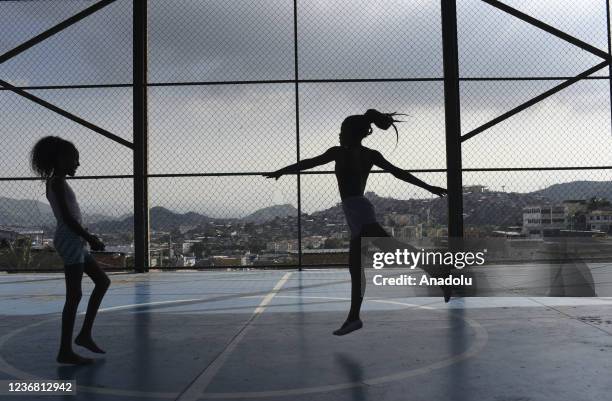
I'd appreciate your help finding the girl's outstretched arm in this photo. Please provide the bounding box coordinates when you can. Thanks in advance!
[51,177,104,250]
[372,150,447,197]
[263,147,338,180]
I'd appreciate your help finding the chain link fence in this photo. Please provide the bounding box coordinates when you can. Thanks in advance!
[1,0,611,270]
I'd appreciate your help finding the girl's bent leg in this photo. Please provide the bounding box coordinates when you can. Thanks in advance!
[362,223,452,302]
[57,263,92,364]
[75,254,110,354]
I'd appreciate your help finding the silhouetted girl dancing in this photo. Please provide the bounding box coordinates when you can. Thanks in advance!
[31,136,110,364]
[264,109,447,335]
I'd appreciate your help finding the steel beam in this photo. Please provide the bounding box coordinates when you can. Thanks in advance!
[0,79,133,149]
[462,61,609,142]
[441,0,464,238]
[481,0,611,60]
[133,0,149,273]
[293,0,303,269]
[0,0,118,64]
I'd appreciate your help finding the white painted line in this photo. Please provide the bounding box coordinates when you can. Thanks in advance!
[176,272,292,401]
[0,292,487,399]
[253,272,291,314]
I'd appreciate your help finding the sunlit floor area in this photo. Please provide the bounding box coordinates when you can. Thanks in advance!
[1,269,611,401]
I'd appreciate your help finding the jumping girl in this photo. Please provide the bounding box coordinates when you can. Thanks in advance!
[264,109,448,335]
[31,136,110,364]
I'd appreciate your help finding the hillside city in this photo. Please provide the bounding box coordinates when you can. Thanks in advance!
[2,183,612,270]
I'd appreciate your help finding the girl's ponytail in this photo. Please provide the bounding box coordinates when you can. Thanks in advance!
[364,109,406,147]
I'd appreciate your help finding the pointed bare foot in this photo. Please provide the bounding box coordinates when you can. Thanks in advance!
[441,285,452,303]
[57,351,94,365]
[333,319,363,336]
[75,334,106,354]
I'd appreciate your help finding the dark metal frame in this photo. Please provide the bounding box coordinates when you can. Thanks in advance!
[2,0,612,270]
[133,0,149,272]
[441,0,463,239]
[293,0,303,270]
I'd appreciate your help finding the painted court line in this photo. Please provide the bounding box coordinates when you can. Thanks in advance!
[176,272,292,401]
[0,291,487,399]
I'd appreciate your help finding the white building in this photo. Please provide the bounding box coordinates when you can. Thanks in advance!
[181,239,201,254]
[266,239,298,252]
[0,226,44,246]
[302,235,326,249]
[179,255,196,267]
[393,225,423,241]
[522,205,566,236]
[586,209,612,232]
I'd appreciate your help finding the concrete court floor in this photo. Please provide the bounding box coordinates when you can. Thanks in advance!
[0,269,611,401]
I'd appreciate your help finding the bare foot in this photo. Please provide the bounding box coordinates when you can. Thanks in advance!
[57,351,94,365]
[441,285,452,303]
[333,319,363,336]
[75,334,106,354]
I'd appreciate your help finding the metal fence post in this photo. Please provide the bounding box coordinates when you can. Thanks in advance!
[441,0,464,239]
[607,0,612,138]
[134,0,149,272]
[293,0,303,271]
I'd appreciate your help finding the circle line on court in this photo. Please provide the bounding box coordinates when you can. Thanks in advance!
[0,296,488,399]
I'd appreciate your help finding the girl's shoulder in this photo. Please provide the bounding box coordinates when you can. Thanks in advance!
[47,175,64,183]
[46,175,66,190]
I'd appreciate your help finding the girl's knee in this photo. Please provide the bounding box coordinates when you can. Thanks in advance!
[66,289,82,303]
[100,276,111,289]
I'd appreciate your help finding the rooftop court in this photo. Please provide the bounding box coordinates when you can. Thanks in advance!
[1,268,611,401]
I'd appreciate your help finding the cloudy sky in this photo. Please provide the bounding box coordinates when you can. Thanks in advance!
[1,0,612,218]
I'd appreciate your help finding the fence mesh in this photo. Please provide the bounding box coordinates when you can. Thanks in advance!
[1,0,611,271]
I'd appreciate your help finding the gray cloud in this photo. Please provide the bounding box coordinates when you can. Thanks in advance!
[1,0,611,216]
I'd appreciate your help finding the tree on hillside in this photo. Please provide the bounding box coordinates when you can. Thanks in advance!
[587,197,611,211]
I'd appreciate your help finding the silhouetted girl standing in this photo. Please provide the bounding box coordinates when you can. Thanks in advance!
[31,136,110,364]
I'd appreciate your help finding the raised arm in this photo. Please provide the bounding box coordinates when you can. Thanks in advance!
[372,150,447,197]
[263,147,338,180]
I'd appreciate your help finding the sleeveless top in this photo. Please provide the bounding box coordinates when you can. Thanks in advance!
[46,177,83,225]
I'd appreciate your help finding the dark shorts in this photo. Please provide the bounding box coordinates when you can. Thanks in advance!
[53,224,91,265]
[341,196,377,239]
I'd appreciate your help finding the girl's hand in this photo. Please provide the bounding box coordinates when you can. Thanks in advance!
[429,186,448,198]
[262,171,282,180]
[88,235,105,252]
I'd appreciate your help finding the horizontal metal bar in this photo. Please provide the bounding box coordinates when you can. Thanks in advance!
[461,61,610,142]
[147,166,612,176]
[0,175,133,181]
[0,79,134,149]
[460,76,612,82]
[481,0,611,60]
[147,77,444,87]
[0,83,133,91]
[148,170,438,177]
[3,76,612,92]
[462,166,612,172]
[0,0,117,64]
[3,166,612,181]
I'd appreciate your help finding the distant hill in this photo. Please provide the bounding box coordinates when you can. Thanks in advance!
[0,197,54,226]
[90,206,213,232]
[0,197,114,228]
[91,204,298,232]
[241,204,297,223]
[531,181,612,203]
[4,180,612,231]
